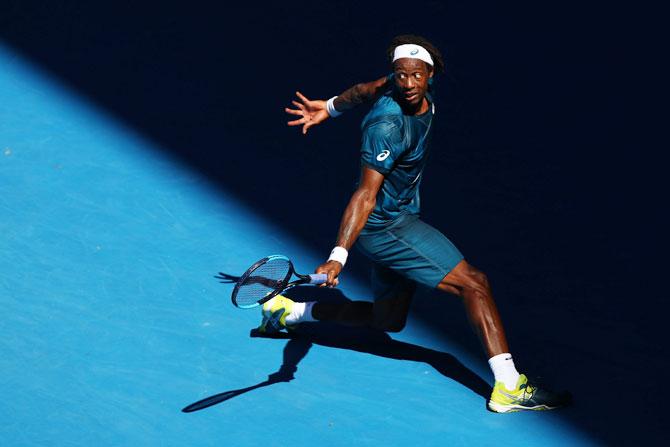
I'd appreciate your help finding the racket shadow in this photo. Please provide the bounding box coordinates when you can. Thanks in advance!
[214,272,239,284]
[182,287,491,413]
[181,342,308,412]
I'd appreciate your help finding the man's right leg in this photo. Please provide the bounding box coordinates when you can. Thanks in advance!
[310,263,415,332]
[261,265,415,333]
[311,299,374,327]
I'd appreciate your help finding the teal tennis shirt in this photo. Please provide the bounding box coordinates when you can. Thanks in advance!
[360,92,435,229]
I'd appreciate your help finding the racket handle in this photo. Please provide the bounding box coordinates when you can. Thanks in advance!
[308,273,328,285]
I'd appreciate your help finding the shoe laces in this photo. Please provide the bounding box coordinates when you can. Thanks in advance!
[519,382,536,399]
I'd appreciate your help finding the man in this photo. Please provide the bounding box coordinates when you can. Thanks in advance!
[261,35,571,413]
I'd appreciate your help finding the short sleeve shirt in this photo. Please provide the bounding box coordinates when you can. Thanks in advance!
[360,92,435,229]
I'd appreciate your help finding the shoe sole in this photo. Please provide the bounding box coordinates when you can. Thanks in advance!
[488,401,557,413]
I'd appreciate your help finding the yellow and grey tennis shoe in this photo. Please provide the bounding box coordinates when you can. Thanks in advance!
[488,374,572,413]
[258,295,295,334]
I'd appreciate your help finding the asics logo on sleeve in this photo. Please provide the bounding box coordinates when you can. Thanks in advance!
[377,150,391,161]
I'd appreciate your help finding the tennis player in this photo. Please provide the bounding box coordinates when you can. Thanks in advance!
[262,34,571,413]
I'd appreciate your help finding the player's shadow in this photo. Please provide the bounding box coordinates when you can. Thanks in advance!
[182,285,491,413]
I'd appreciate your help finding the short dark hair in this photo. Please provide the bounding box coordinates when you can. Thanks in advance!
[387,34,445,74]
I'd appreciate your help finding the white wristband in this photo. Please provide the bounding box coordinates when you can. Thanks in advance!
[327,246,348,266]
[326,96,342,118]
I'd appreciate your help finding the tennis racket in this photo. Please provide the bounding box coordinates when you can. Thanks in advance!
[231,255,327,309]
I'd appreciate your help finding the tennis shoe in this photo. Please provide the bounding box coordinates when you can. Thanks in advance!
[258,295,295,334]
[488,374,572,413]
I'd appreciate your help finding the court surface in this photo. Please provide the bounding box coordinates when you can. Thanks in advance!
[0,37,658,446]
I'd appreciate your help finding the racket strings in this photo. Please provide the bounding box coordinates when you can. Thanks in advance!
[235,258,291,307]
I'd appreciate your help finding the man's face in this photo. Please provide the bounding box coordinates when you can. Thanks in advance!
[393,58,433,109]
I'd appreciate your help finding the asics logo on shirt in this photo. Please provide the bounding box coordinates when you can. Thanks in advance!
[377,150,391,161]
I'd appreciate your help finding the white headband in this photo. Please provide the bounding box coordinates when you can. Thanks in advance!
[392,44,434,67]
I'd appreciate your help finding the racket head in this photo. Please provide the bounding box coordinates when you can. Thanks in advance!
[231,255,294,309]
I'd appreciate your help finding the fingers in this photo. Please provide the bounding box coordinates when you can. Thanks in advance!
[286,92,321,133]
[326,270,340,287]
[302,120,318,135]
[320,278,338,287]
[286,105,306,126]
[288,118,306,126]
[295,91,310,104]
[315,268,330,287]
[302,121,315,134]
[315,262,340,287]
[299,109,329,134]
[285,107,303,116]
[286,104,313,133]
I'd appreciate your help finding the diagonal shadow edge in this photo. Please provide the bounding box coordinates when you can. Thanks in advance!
[0,4,655,442]
[182,323,491,414]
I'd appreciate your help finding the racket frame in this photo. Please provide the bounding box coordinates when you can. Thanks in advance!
[231,255,319,309]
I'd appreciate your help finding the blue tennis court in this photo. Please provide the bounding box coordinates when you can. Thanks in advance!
[1,2,664,446]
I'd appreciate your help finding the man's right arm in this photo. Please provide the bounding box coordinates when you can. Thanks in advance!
[315,166,384,287]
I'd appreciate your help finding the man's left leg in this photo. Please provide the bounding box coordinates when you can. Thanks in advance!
[437,260,509,358]
[438,260,571,412]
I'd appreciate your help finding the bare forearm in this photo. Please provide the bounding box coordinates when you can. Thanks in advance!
[333,83,369,111]
[335,189,377,250]
[315,167,382,287]
[333,76,389,112]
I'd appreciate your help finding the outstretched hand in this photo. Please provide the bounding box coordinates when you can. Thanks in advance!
[285,91,330,135]
[315,260,342,287]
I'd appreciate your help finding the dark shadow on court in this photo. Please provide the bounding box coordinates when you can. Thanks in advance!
[2,2,664,444]
[183,287,490,413]
[182,335,309,413]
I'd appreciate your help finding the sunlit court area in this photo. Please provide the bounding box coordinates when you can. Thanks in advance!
[1,2,664,446]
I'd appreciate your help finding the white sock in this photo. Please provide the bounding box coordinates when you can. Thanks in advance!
[488,353,520,390]
[284,301,316,325]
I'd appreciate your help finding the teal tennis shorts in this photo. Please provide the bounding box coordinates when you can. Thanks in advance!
[357,214,464,297]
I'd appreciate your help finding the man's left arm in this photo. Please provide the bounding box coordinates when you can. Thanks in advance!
[332,75,390,112]
[286,75,390,135]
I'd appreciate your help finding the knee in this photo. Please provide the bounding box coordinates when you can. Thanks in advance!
[473,270,490,289]
[372,315,408,333]
[385,318,407,333]
[464,267,490,295]
[376,321,406,333]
